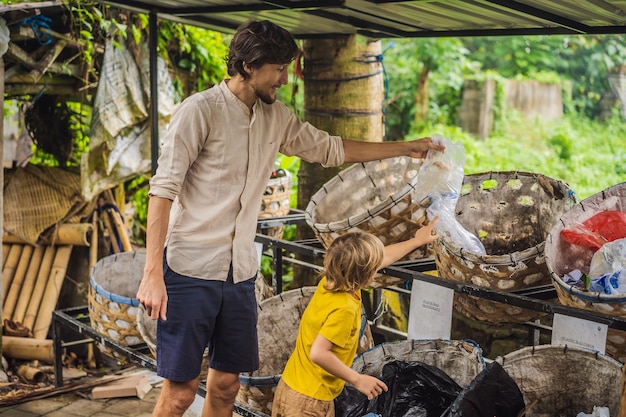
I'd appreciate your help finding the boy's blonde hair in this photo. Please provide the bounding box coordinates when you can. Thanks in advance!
[323,231,384,293]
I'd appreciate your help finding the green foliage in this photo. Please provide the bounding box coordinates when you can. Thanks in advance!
[464,34,626,118]
[411,113,625,200]
[125,175,150,245]
[156,22,229,97]
[381,37,469,139]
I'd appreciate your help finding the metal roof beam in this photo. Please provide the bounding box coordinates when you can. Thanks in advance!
[100,0,344,15]
[482,0,593,34]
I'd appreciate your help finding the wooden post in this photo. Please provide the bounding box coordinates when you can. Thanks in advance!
[1,55,5,363]
[617,364,626,417]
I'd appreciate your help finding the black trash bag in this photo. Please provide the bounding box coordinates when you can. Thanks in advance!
[335,360,462,417]
[442,361,525,417]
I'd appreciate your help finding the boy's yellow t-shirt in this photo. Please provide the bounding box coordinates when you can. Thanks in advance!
[281,277,362,401]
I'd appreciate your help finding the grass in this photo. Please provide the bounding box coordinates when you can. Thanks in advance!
[411,112,626,200]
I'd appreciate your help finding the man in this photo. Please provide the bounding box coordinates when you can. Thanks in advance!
[136,19,443,417]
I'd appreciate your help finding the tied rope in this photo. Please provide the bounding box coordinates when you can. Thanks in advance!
[362,41,394,139]
[20,15,53,45]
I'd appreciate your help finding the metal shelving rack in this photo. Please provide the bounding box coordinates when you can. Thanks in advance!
[52,210,626,417]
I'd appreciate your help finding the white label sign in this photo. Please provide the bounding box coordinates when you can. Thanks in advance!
[551,313,607,353]
[407,279,454,340]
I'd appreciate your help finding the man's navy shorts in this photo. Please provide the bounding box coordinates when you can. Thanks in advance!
[156,258,259,382]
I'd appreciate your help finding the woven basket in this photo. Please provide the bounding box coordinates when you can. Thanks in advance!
[88,251,145,360]
[546,182,626,362]
[350,339,485,389]
[433,171,577,324]
[236,286,374,415]
[259,173,291,239]
[496,344,622,417]
[305,156,429,288]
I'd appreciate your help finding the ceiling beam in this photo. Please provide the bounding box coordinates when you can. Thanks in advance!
[482,0,593,34]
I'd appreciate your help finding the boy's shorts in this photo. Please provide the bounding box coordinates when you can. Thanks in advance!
[272,379,334,417]
[156,258,259,382]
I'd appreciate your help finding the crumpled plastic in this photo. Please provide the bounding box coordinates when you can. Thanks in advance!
[411,134,486,255]
[561,211,626,252]
[442,361,525,417]
[0,17,10,57]
[334,360,462,417]
[588,238,626,294]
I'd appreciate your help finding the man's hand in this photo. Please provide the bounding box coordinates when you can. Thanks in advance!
[136,269,168,321]
[405,136,445,159]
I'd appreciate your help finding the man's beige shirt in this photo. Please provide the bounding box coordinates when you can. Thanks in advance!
[149,81,344,283]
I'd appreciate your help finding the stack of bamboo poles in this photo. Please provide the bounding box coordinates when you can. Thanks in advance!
[97,190,133,255]
[1,223,92,362]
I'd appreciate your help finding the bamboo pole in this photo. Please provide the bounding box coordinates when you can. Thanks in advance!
[27,39,68,83]
[2,244,23,303]
[89,211,99,270]
[108,209,132,252]
[2,244,9,268]
[12,245,45,324]
[102,210,120,253]
[22,245,56,332]
[32,245,73,339]
[3,223,94,247]
[2,245,33,320]
[616,365,626,417]
[2,336,54,363]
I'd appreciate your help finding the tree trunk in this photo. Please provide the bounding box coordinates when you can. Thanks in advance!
[1,57,5,368]
[293,35,385,288]
[413,64,430,130]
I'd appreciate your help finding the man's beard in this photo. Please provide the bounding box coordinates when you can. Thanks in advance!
[255,87,277,105]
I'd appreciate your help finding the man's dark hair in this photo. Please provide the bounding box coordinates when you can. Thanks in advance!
[227,20,299,79]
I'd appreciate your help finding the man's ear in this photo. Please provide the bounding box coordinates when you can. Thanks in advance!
[243,62,254,76]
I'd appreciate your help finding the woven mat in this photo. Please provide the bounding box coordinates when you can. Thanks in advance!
[4,165,90,245]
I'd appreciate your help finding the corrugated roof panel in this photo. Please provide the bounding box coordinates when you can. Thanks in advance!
[98,0,626,36]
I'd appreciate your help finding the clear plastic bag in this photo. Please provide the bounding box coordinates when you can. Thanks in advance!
[412,135,486,255]
[0,17,10,57]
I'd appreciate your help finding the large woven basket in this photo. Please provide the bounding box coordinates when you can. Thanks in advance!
[305,156,429,288]
[433,171,577,324]
[496,344,622,416]
[546,182,626,362]
[236,286,374,416]
[350,339,485,389]
[88,251,145,360]
[259,172,291,239]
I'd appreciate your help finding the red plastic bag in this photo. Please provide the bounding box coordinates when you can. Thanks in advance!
[561,211,626,251]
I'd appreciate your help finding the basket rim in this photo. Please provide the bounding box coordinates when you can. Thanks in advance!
[89,276,140,307]
[497,343,623,367]
[438,170,577,262]
[238,373,281,386]
[546,181,626,303]
[304,158,419,233]
[354,338,485,365]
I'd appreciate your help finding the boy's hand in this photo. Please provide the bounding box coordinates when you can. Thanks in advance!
[353,373,388,400]
[415,215,440,244]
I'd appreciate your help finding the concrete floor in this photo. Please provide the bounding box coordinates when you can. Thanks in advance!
[0,371,247,417]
